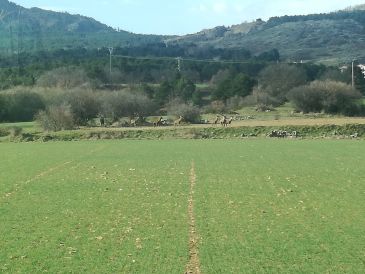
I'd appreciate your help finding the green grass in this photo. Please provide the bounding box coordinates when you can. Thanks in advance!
[1,140,365,273]
[194,140,365,273]
[0,122,40,133]
[0,122,34,128]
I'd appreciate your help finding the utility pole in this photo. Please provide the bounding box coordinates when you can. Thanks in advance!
[352,60,355,88]
[176,57,182,72]
[108,47,114,77]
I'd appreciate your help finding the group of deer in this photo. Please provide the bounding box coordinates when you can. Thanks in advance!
[153,116,184,127]
[213,115,233,127]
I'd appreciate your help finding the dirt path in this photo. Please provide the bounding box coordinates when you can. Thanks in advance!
[24,161,74,185]
[88,117,365,132]
[185,162,201,274]
[2,161,74,200]
[2,145,106,201]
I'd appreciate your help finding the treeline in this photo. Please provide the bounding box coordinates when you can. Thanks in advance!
[1,55,365,127]
[246,64,365,116]
[205,62,365,116]
[0,88,156,126]
[0,45,278,89]
[0,71,202,124]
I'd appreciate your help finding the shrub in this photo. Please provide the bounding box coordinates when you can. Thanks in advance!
[321,81,360,114]
[36,105,75,132]
[166,99,201,123]
[287,86,324,113]
[288,80,362,115]
[9,126,23,137]
[204,100,226,114]
[65,89,100,126]
[0,128,9,137]
[0,91,45,122]
[243,87,281,107]
[100,90,157,121]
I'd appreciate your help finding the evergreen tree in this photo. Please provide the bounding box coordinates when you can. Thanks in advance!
[354,66,365,95]
[213,72,256,100]
[175,77,196,102]
[154,80,173,105]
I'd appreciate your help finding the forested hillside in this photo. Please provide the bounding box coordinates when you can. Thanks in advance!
[0,0,164,54]
[2,0,365,64]
[166,9,365,64]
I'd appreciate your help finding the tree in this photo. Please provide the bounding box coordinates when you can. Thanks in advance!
[320,67,351,84]
[36,105,75,132]
[354,66,365,95]
[259,64,307,104]
[166,98,201,123]
[101,90,157,121]
[192,91,203,106]
[154,80,173,105]
[288,80,362,115]
[1,91,45,122]
[213,72,256,100]
[175,77,196,102]
[287,85,324,113]
[230,73,257,98]
[65,89,100,125]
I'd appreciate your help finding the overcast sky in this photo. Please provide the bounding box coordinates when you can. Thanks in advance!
[10,0,365,35]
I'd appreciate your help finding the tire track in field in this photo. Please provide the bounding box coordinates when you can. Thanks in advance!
[185,161,201,274]
[2,145,106,201]
[2,160,74,201]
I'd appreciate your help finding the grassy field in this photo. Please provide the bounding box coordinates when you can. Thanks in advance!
[1,140,365,273]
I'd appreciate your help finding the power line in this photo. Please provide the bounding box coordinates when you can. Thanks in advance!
[112,54,265,65]
[108,47,113,77]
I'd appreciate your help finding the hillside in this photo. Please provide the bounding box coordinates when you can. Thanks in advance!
[166,10,365,64]
[2,0,365,64]
[0,0,164,54]
[344,4,365,11]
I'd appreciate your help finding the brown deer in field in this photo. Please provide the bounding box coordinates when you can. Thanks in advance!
[221,116,233,127]
[227,116,233,125]
[153,117,164,127]
[220,116,227,127]
[213,116,220,125]
[174,116,184,126]
[130,117,140,127]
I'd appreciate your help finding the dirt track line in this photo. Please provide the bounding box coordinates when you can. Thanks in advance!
[2,145,106,200]
[185,161,201,274]
[2,161,74,200]
[24,161,74,185]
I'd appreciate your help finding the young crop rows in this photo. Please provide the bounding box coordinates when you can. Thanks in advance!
[1,140,364,273]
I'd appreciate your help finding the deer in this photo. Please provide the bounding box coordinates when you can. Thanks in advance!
[220,116,227,127]
[221,116,233,127]
[174,116,184,126]
[213,116,220,125]
[153,117,164,127]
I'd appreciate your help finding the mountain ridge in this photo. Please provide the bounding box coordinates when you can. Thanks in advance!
[0,0,164,53]
[1,0,365,64]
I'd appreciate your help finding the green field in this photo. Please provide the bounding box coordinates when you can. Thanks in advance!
[1,140,365,273]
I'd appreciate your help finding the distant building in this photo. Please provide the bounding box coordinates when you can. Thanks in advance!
[357,64,365,77]
[339,66,348,73]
